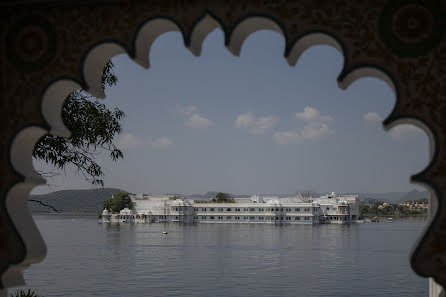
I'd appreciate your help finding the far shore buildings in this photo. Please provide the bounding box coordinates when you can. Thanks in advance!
[101,192,360,225]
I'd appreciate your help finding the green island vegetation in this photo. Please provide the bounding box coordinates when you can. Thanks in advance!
[195,192,235,203]
[101,192,133,214]
[360,198,428,218]
[10,290,41,297]
[405,198,429,204]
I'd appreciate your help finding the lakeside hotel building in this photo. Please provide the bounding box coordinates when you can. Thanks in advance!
[102,192,360,224]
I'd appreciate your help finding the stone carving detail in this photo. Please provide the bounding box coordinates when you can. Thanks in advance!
[379,0,445,57]
[1,0,446,292]
[6,15,58,72]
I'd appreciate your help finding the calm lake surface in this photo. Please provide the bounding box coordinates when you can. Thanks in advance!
[15,215,428,297]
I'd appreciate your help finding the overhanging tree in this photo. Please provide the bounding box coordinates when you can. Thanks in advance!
[33,61,124,187]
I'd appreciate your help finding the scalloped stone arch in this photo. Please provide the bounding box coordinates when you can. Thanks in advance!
[1,2,446,296]
[226,15,286,56]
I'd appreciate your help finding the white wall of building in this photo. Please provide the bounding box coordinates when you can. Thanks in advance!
[104,193,359,225]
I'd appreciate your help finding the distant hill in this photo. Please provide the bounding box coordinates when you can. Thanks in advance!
[353,190,429,203]
[28,188,128,213]
[399,189,430,203]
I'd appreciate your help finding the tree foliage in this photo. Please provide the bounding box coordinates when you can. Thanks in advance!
[102,197,114,211]
[33,61,124,186]
[404,198,428,204]
[210,192,235,203]
[359,201,428,217]
[102,192,132,213]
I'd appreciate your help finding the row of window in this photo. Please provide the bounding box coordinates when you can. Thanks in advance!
[149,216,168,220]
[325,216,349,221]
[195,216,315,221]
[122,215,168,220]
[119,215,317,222]
[186,207,316,212]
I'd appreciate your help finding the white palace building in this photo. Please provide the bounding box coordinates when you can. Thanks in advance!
[101,192,360,225]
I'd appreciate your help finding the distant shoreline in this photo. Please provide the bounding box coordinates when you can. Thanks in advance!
[361,214,428,217]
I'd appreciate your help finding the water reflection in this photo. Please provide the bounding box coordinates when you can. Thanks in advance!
[16,215,428,297]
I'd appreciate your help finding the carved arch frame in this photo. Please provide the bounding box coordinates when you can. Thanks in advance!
[1,0,446,293]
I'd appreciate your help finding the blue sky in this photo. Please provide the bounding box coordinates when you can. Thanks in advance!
[33,29,429,195]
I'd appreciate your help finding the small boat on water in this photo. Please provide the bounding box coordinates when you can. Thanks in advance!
[386,217,393,223]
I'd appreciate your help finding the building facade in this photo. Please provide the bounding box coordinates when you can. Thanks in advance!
[102,193,360,225]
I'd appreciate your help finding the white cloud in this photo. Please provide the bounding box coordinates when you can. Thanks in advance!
[274,123,335,144]
[295,106,332,122]
[363,112,383,123]
[390,125,423,141]
[274,107,334,144]
[235,112,278,135]
[117,133,143,149]
[235,113,254,129]
[185,114,214,129]
[175,104,197,115]
[273,130,300,144]
[301,122,335,140]
[149,137,173,149]
[174,105,213,129]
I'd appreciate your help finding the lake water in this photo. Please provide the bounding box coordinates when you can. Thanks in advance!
[14,215,428,297]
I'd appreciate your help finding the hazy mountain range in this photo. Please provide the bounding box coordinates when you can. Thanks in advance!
[28,188,430,214]
[356,189,429,203]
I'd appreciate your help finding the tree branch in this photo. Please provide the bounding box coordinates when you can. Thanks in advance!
[28,199,61,213]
